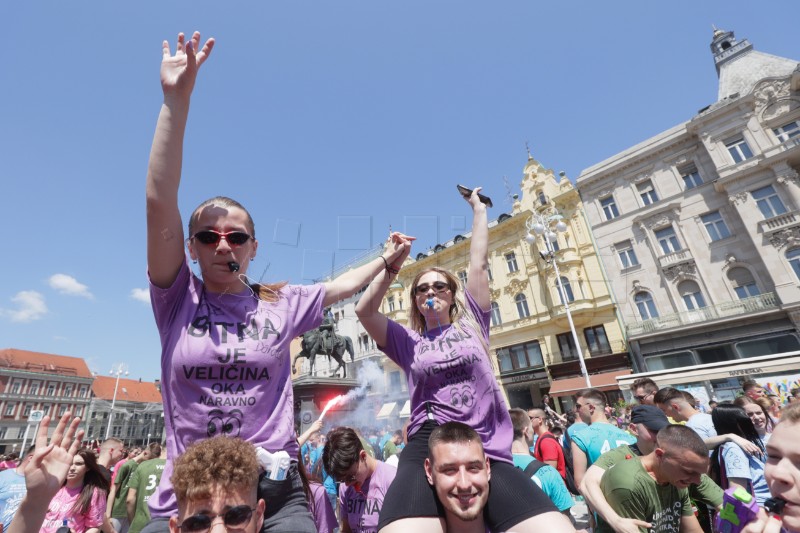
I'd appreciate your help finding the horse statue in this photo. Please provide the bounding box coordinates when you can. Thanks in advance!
[292,321,355,378]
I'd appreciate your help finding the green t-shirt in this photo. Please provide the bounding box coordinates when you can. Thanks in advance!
[383,440,398,459]
[127,459,166,533]
[111,460,140,519]
[595,444,723,509]
[597,456,692,533]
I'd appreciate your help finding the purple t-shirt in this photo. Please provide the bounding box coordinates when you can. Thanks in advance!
[309,482,337,533]
[148,259,325,518]
[381,290,513,462]
[339,460,397,533]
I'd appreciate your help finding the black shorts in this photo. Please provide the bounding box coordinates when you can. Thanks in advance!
[378,421,558,531]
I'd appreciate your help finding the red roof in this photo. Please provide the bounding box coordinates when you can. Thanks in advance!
[92,376,162,403]
[0,348,93,378]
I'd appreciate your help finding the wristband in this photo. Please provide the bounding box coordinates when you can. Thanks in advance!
[380,256,400,275]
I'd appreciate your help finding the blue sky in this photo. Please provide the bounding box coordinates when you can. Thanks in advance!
[1,1,798,381]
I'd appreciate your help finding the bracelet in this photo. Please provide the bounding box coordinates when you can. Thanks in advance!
[380,256,400,275]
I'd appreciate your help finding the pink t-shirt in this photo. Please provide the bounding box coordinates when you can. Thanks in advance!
[338,461,397,533]
[309,482,337,533]
[40,485,105,533]
[148,260,325,518]
[381,290,513,462]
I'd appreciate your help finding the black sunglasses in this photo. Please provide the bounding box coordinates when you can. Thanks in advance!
[193,230,252,247]
[177,505,256,533]
[414,281,450,295]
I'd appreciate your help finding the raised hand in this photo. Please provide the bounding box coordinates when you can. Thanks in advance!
[160,31,215,103]
[23,413,84,502]
[386,231,415,267]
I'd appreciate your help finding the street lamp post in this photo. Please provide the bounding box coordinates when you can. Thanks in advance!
[526,212,592,388]
[105,364,128,440]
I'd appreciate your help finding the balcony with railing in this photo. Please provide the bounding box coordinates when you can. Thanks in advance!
[627,292,779,337]
[759,210,800,237]
[546,341,631,380]
[658,249,693,270]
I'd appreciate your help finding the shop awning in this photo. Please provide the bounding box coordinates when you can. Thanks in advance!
[616,351,800,389]
[376,402,398,419]
[548,369,632,397]
[398,400,411,418]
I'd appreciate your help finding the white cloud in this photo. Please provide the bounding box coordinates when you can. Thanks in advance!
[48,274,94,299]
[1,291,48,322]
[130,288,150,304]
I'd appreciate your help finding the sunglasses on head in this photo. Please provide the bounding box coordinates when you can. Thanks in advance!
[193,230,252,247]
[177,505,256,533]
[414,281,450,295]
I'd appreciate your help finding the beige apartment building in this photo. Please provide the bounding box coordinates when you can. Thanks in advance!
[576,29,800,401]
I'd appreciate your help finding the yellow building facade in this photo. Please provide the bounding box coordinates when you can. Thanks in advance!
[382,156,632,411]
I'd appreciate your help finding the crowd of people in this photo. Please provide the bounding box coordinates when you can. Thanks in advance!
[1,29,800,533]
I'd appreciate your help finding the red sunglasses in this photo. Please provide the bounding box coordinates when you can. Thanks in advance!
[192,230,252,247]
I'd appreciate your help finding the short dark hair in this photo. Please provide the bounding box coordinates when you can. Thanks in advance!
[630,378,658,394]
[657,424,707,459]
[742,380,763,392]
[508,409,530,440]
[428,422,483,462]
[148,442,162,459]
[576,388,607,407]
[322,427,364,477]
[653,387,684,406]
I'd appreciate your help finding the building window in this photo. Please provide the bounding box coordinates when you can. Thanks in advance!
[773,120,800,142]
[57,405,67,417]
[496,341,544,372]
[681,166,703,190]
[635,292,659,320]
[654,226,681,254]
[112,427,122,438]
[787,248,800,280]
[387,296,395,313]
[600,196,619,220]
[10,382,21,395]
[556,277,575,304]
[701,211,731,241]
[457,270,468,286]
[537,191,548,206]
[556,332,579,361]
[64,385,73,397]
[506,252,519,273]
[4,403,15,417]
[47,384,55,396]
[43,405,51,415]
[584,325,611,355]
[79,386,87,397]
[490,302,502,327]
[0,428,6,439]
[22,404,32,417]
[29,383,39,395]
[616,241,638,268]
[637,180,659,206]
[727,267,760,299]
[389,371,401,392]
[75,406,83,417]
[678,280,707,310]
[725,136,754,163]
[752,185,787,219]
[515,294,530,318]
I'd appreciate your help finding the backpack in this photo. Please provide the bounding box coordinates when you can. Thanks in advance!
[560,430,581,495]
[522,458,547,478]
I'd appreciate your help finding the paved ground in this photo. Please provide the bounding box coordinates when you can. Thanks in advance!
[570,497,591,530]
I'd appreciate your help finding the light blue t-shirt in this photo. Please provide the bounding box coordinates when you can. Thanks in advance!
[686,413,717,440]
[0,468,26,531]
[512,454,573,512]
[720,435,771,505]
[572,423,636,465]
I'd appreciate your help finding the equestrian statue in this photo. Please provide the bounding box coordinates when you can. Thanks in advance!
[292,311,355,378]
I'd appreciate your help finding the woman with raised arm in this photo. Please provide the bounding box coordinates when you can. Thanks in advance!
[356,189,570,533]
[144,31,411,533]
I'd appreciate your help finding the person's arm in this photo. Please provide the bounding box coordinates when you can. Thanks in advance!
[680,514,704,533]
[7,414,83,533]
[354,233,413,347]
[704,434,761,455]
[726,477,750,494]
[105,481,117,518]
[297,419,323,448]
[580,465,651,533]
[126,488,137,523]
[464,187,490,310]
[147,31,215,289]
[571,441,588,490]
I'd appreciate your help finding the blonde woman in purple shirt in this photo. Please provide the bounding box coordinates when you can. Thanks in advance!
[356,189,571,533]
[145,31,411,533]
